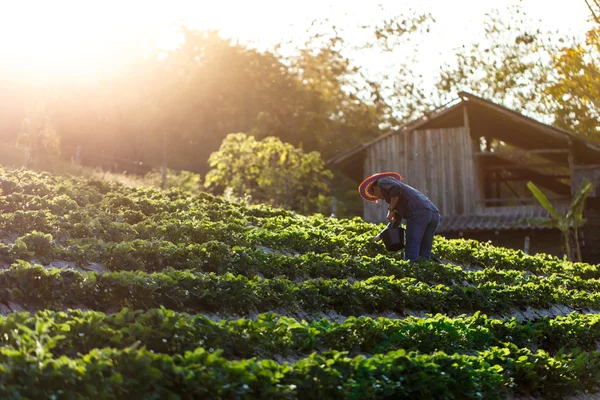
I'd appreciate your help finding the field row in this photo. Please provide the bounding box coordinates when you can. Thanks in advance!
[3,262,600,316]
[4,231,600,286]
[0,343,599,399]
[0,169,589,275]
[0,207,593,279]
[5,308,600,359]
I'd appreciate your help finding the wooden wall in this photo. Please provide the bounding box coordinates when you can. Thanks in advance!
[582,198,600,264]
[573,166,600,197]
[363,127,480,223]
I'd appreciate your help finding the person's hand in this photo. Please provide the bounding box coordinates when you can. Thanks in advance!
[386,209,396,223]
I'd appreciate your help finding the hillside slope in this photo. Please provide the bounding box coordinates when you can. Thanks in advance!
[0,168,599,399]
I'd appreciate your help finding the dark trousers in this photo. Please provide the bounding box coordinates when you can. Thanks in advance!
[393,209,440,261]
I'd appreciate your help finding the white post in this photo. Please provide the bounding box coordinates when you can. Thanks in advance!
[331,197,337,218]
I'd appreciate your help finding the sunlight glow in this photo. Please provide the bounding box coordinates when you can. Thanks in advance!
[0,1,170,81]
[0,0,591,84]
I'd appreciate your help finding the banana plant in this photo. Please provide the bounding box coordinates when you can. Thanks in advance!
[526,178,594,261]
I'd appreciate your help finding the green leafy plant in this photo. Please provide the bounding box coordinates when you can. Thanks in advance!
[1,167,600,398]
[204,133,333,214]
[527,178,594,261]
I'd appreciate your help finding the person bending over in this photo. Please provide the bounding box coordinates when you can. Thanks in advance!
[359,172,440,262]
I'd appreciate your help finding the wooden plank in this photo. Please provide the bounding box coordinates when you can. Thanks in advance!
[415,130,422,188]
[462,105,473,214]
[444,128,453,215]
[329,99,464,167]
[391,133,397,172]
[408,131,415,185]
[425,130,433,197]
[474,149,569,156]
[363,148,369,220]
[371,146,378,221]
[438,127,450,215]
[365,147,372,220]
[483,163,560,171]
[460,127,466,213]
[460,128,466,213]
[405,130,410,180]
[468,138,478,213]
[382,138,389,172]
[388,135,397,172]
[407,130,414,185]
[575,164,600,170]
[456,128,465,214]
[377,140,382,174]
[449,128,459,214]
[375,141,384,222]
[430,129,440,209]
[477,196,570,204]
[420,131,428,195]
[500,174,571,181]
[462,127,472,214]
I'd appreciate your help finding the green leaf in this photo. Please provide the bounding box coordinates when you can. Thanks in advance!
[526,181,562,221]
[567,178,594,226]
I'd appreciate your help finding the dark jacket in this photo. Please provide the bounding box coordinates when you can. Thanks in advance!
[377,177,439,219]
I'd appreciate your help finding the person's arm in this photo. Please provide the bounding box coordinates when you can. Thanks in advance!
[386,196,399,222]
[378,179,402,222]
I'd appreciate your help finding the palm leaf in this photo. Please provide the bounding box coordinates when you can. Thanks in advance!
[567,178,594,224]
[526,181,561,220]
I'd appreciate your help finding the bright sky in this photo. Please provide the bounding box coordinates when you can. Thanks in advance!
[0,0,593,86]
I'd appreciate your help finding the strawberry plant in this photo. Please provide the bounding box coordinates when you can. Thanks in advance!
[0,166,598,398]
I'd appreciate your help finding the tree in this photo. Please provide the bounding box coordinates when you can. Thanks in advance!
[544,27,600,142]
[204,133,333,214]
[585,0,600,24]
[527,179,594,261]
[277,10,435,144]
[17,101,60,168]
[436,5,600,144]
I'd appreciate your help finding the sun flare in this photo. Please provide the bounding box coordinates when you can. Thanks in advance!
[0,1,173,81]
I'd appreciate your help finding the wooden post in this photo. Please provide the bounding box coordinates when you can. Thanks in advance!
[161,133,167,190]
[568,139,576,195]
[524,235,530,254]
[463,101,480,213]
[495,171,501,198]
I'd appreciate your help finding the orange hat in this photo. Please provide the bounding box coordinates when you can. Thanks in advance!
[358,172,402,202]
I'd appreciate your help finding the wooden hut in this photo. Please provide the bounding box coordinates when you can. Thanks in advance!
[328,92,600,263]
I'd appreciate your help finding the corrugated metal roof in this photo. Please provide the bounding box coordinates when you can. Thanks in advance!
[437,214,554,233]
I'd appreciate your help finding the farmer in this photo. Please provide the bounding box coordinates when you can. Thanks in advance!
[359,172,440,262]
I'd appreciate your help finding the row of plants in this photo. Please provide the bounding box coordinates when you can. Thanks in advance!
[1,340,600,399]
[4,169,600,398]
[4,234,600,297]
[1,204,595,283]
[0,209,379,257]
[4,308,600,360]
[2,262,599,316]
[3,169,597,275]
